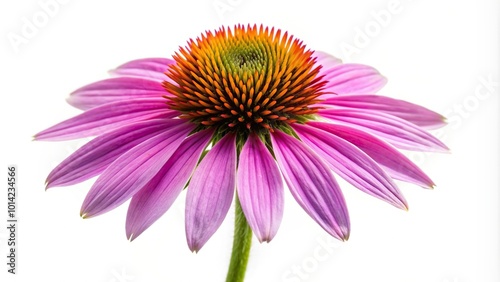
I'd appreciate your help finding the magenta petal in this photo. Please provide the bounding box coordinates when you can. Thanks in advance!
[185,133,237,252]
[67,77,167,110]
[293,124,407,209]
[80,121,195,218]
[308,121,435,188]
[126,129,213,241]
[46,119,185,189]
[319,109,449,152]
[321,64,387,95]
[237,133,284,242]
[110,58,174,81]
[322,94,446,129]
[271,130,350,240]
[34,98,177,141]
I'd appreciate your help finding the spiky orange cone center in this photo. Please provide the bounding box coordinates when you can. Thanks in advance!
[163,25,326,135]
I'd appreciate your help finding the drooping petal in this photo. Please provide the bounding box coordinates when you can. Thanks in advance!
[110,58,174,81]
[126,129,213,241]
[293,123,407,209]
[34,98,177,141]
[308,121,435,188]
[45,119,185,189]
[67,77,167,110]
[320,64,387,96]
[321,94,446,129]
[185,133,237,252]
[319,109,449,152]
[80,121,195,218]
[237,133,284,243]
[270,130,350,240]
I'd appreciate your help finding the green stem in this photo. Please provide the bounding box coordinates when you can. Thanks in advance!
[225,197,253,282]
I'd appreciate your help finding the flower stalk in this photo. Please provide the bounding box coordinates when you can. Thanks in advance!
[226,196,253,282]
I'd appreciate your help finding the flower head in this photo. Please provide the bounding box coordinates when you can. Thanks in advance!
[35,24,447,252]
[164,25,324,133]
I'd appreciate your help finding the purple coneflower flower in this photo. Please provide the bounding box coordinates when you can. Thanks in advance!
[35,24,447,253]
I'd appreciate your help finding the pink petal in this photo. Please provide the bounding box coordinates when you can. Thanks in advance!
[80,121,195,218]
[46,118,185,189]
[322,94,446,129]
[126,129,213,241]
[237,133,284,242]
[319,109,449,152]
[313,51,342,76]
[321,64,387,96]
[293,123,407,209]
[110,58,174,82]
[34,98,177,141]
[185,133,237,252]
[308,121,435,188]
[67,77,167,110]
[271,130,350,240]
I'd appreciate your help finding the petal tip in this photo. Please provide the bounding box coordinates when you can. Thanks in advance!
[65,95,78,108]
[424,178,436,189]
[80,210,93,219]
[336,225,350,242]
[187,237,206,253]
[45,178,57,190]
[396,197,409,211]
[187,239,201,253]
[438,142,451,153]
[340,231,350,242]
[257,235,273,244]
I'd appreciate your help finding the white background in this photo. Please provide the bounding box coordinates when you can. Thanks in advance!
[1,0,499,281]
